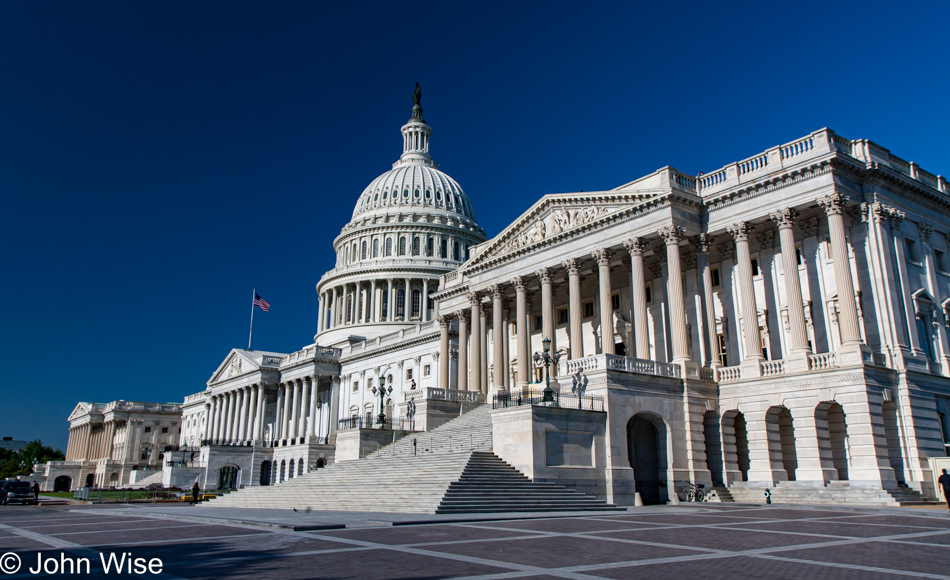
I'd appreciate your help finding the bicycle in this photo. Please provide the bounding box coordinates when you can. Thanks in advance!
[684,482,705,502]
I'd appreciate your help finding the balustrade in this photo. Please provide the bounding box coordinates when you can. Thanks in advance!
[808,352,838,370]
[760,359,786,377]
[718,366,742,383]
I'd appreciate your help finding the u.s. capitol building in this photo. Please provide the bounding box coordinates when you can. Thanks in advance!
[47,88,950,508]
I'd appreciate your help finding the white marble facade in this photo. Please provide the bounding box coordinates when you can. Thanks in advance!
[55,90,950,504]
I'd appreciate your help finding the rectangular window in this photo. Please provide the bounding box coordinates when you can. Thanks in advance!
[161,427,168,434]
[535,314,543,331]
[557,308,568,324]
[352,381,358,393]
[144,427,152,434]
[440,238,447,258]
[367,378,373,391]
[751,257,760,277]
[406,368,413,380]
[645,286,652,304]
[611,293,620,311]
[717,334,729,367]
[906,239,918,262]
[423,364,431,377]
[711,267,721,287]
[935,249,947,272]
[795,246,803,265]
[583,301,594,318]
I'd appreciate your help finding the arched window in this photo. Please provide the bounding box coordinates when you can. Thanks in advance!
[403,189,409,199]
[383,190,388,199]
[453,241,460,261]
[440,238,447,259]
[398,237,407,256]
[374,192,379,201]
[397,289,406,318]
[436,190,442,202]
[427,236,434,257]
[373,239,379,257]
[412,236,421,256]
[345,246,350,263]
[361,241,367,259]
[414,188,420,199]
[352,243,357,262]
[412,290,421,318]
[385,238,393,256]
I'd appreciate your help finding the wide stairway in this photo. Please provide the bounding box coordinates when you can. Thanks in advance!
[210,405,620,513]
[727,481,940,506]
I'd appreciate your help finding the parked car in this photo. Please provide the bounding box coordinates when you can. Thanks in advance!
[1,481,36,505]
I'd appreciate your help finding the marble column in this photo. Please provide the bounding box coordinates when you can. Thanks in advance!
[404,278,411,320]
[387,279,394,322]
[290,380,302,439]
[281,383,292,440]
[469,294,482,394]
[694,235,718,367]
[457,310,470,391]
[514,276,529,386]
[660,227,690,363]
[329,287,337,329]
[593,249,615,355]
[236,388,248,442]
[370,280,377,323]
[254,385,265,440]
[502,304,511,389]
[728,222,765,374]
[770,209,811,358]
[817,192,863,347]
[223,392,235,442]
[480,302,489,393]
[422,279,429,322]
[538,268,554,347]
[491,284,505,392]
[307,378,318,437]
[564,258,583,359]
[299,378,311,439]
[439,315,451,389]
[625,239,650,359]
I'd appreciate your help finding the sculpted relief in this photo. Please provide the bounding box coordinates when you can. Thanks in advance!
[494,204,616,257]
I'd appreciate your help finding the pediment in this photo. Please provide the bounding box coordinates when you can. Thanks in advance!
[467,190,664,266]
[67,402,93,421]
[208,350,259,385]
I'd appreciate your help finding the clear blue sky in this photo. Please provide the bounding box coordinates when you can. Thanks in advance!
[2,1,947,450]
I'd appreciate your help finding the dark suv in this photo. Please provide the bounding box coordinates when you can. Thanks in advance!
[1,481,36,505]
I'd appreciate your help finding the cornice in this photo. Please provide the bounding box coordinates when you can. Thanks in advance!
[704,160,834,212]
[339,329,451,364]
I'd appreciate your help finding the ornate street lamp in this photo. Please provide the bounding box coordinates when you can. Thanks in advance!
[532,337,561,403]
[372,384,393,426]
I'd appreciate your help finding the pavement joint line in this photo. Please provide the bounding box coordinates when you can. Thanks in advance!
[47,523,221,536]
[750,552,950,580]
[84,531,277,548]
[71,507,344,532]
[18,519,154,530]
[304,531,603,580]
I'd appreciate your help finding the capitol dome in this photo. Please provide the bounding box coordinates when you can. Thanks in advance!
[315,85,487,346]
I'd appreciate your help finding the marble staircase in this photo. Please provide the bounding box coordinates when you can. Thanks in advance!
[210,404,620,513]
[725,480,940,506]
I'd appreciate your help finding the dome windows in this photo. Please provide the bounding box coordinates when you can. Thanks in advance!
[436,190,442,201]
[403,189,409,199]
[398,236,407,256]
[383,190,388,200]
[385,238,393,256]
[373,239,379,257]
[374,192,379,201]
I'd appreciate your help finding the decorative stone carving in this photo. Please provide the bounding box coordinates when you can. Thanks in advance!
[769,208,799,228]
[592,248,611,266]
[457,310,470,323]
[888,209,905,229]
[562,258,580,274]
[649,262,663,278]
[492,204,616,257]
[693,233,713,253]
[437,315,450,327]
[623,237,649,256]
[797,217,819,238]
[727,221,754,242]
[658,225,685,245]
[817,191,848,216]
[919,222,933,242]
[536,267,552,283]
[489,284,503,299]
[717,243,735,260]
[756,231,775,249]
[683,253,698,270]
[512,276,526,291]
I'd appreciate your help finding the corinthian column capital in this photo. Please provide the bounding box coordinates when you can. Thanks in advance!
[437,315,451,328]
[658,225,685,245]
[817,191,848,216]
[562,258,580,274]
[769,208,799,229]
[693,233,713,253]
[511,276,526,291]
[489,284,503,299]
[535,267,552,283]
[623,237,648,256]
[592,248,611,266]
[727,222,754,242]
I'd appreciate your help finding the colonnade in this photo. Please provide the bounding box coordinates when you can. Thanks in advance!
[204,377,327,446]
[437,192,865,390]
[317,277,437,333]
[64,422,118,462]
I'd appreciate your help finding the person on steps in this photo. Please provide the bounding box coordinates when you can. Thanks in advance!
[938,469,950,512]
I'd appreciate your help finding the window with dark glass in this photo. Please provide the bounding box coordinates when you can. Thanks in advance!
[397,290,405,317]
[412,290,421,318]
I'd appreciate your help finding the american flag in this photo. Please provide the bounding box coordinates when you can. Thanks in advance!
[253,293,270,312]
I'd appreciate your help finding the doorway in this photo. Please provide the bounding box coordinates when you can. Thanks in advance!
[627,415,666,505]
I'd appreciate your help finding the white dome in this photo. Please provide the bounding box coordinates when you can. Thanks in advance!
[352,163,476,221]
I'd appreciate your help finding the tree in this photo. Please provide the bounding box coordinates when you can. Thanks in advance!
[0,441,64,479]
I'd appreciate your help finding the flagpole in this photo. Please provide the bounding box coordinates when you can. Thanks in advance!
[248,287,256,351]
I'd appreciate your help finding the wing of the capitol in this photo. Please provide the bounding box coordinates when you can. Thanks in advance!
[34,89,950,508]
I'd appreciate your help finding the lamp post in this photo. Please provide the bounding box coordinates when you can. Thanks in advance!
[532,337,561,403]
[372,384,393,426]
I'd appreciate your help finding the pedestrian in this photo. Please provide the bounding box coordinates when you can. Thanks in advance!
[938,469,950,512]
[191,481,200,505]
[32,482,39,505]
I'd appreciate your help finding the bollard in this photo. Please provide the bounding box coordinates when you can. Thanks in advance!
[634,492,643,507]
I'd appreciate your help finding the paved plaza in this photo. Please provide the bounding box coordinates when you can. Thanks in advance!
[2,504,950,578]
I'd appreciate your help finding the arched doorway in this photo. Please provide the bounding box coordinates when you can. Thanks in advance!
[53,476,71,492]
[259,461,271,486]
[816,402,849,481]
[703,410,724,486]
[218,465,238,490]
[881,401,906,484]
[85,473,95,488]
[288,459,295,479]
[722,411,750,483]
[627,414,666,505]
[766,406,798,481]
[279,460,286,483]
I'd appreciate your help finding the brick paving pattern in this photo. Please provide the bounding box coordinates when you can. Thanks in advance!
[1,504,949,578]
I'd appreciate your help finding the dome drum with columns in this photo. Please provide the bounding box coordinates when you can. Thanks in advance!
[315,87,487,346]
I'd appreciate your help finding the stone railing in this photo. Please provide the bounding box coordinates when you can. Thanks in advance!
[283,345,341,365]
[698,367,715,381]
[761,359,786,377]
[564,354,681,379]
[718,366,742,383]
[404,387,480,403]
[808,352,838,371]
